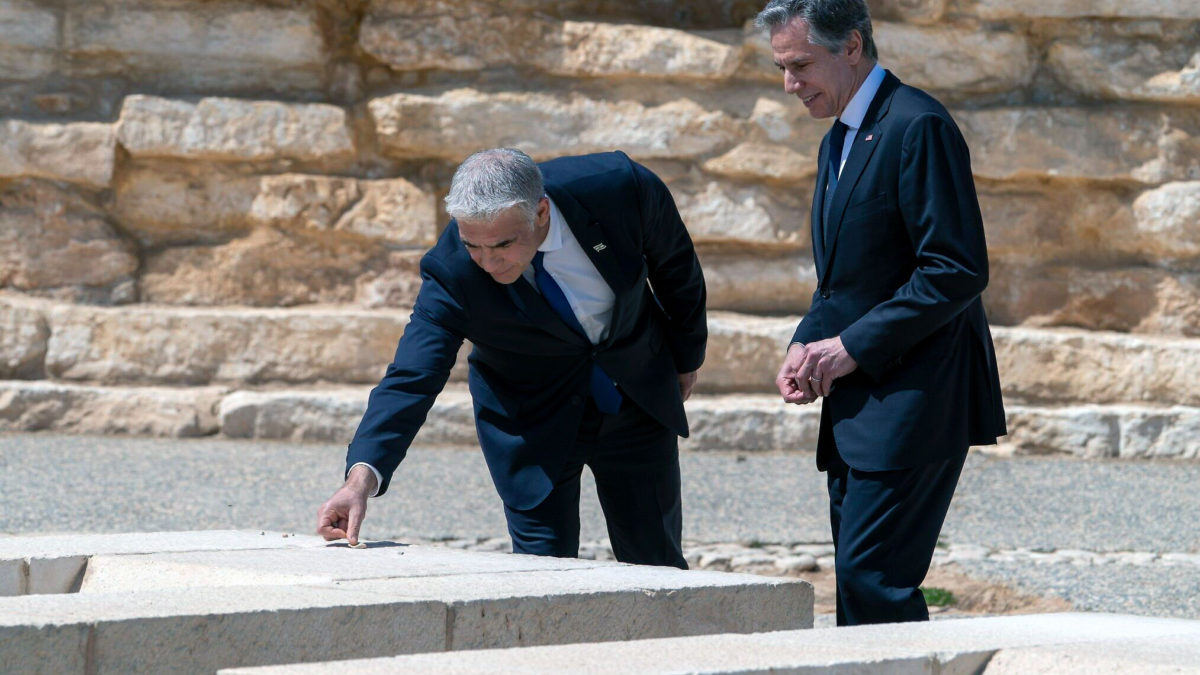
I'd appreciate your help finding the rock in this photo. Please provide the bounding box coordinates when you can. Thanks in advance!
[869,0,947,23]
[362,6,741,80]
[985,263,1200,337]
[249,174,438,247]
[139,228,390,307]
[116,95,355,164]
[0,180,138,297]
[0,120,116,188]
[368,88,740,161]
[1132,182,1200,263]
[0,295,47,378]
[0,0,57,81]
[701,143,816,183]
[978,183,1136,264]
[993,326,1200,406]
[355,251,426,309]
[875,23,1034,95]
[699,311,796,394]
[1047,41,1200,103]
[972,0,1200,19]
[672,177,809,246]
[0,381,223,437]
[774,555,818,573]
[959,107,1200,184]
[112,162,260,247]
[63,4,325,92]
[682,393,821,453]
[1118,407,1200,459]
[1002,404,1120,458]
[698,249,817,314]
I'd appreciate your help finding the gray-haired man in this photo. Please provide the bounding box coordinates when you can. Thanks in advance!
[317,149,708,568]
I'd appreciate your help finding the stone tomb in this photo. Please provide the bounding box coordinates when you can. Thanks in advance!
[0,530,813,673]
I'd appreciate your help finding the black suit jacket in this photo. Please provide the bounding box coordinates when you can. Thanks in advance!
[796,71,1006,471]
[347,151,707,509]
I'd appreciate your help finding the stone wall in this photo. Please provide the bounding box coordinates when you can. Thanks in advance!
[1,0,1198,458]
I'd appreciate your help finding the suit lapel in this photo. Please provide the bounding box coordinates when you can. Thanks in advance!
[812,134,833,278]
[504,277,585,345]
[819,72,900,282]
[545,183,625,290]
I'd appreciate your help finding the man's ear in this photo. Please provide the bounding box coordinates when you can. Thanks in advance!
[845,29,864,64]
[536,196,551,227]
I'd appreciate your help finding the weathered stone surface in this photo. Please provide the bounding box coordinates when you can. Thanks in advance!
[870,0,948,23]
[683,394,821,453]
[742,21,1034,95]
[0,0,57,81]
[249,175,438,246]
[972,0,1200,19]
[117,96,355,164]
[0,180,138,297]
[218,386,475,444]
[978,184,1136,264]
[0,120,115,188]
[876,23,1034,95]
[363,7,741,80]
[112,163,260,246]
[993,326,1200,406]
[672,176,809,247]
[986,263,1200,337]
[368,89,740,161]
[44,304,413,385]
[63,4,325,90]
[1132,182,1200,264]
[1048,41,1200,103]
[1006,403,1200,460]
[960,107,1200,184]
[0,381,224,437]
[699,249,817,314]
[355,251,426,309]
[700,311,795,394]
[139,228,390,307]
[0,294,46,379]
[702,143,816,183]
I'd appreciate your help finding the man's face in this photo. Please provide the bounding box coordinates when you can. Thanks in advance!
[458,198,550,284]
[770,17,861,119]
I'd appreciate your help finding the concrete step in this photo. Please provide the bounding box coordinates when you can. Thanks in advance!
[219,613,1200,674]
[5,294,1200,406]
[0,531,812,674]
[2,381,1198,458]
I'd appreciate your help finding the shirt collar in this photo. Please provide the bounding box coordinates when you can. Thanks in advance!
[838,63,886,131]
[538,196,566,253]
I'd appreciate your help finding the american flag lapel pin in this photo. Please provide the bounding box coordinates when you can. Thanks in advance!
[593,243,607,252]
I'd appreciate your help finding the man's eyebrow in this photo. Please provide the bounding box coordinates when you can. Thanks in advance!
[462,236,517,249]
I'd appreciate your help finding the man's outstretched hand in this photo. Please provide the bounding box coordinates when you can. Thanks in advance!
[316,465,378,546]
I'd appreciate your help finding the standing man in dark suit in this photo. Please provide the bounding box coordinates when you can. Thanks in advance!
[759,0,1006,624]
[317,148,706,569]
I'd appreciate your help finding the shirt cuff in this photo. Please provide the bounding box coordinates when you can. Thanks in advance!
[348,462,383,498]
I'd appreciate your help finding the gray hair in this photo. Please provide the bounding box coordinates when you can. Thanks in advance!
[754,0,877,61]
[444,148,544,225]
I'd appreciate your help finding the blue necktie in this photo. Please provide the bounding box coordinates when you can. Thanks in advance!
[532,251,623,414]
[823,120,849,240]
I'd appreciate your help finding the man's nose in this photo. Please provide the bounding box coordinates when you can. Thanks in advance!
[479,249,502,272]
[785,71,801,93]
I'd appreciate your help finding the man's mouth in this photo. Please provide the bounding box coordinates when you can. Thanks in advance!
[802,93,818,105]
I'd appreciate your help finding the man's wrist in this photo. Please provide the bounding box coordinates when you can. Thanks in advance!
[346,463,381,497]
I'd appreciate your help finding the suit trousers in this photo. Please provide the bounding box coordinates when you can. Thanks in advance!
[503,396,686,569]
[825,439,966,626]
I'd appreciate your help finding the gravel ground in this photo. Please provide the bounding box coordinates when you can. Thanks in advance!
[2,432,1198,618]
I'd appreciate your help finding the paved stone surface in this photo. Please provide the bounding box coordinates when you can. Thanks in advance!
[2,433,1198,618]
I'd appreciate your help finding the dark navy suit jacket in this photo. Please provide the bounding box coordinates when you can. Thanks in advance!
[347,152,707,510]
[797,71,1007,471]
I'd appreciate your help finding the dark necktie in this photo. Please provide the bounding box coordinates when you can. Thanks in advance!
[822,120,849,238]
[532,251,623,414]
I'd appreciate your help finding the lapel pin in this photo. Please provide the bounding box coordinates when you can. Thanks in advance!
[864,134,874,141]
[593,243,607,252]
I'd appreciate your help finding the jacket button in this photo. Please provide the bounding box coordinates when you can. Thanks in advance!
[820,287,831,299]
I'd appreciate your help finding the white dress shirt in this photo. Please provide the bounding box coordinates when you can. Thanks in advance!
[833,63,886,177]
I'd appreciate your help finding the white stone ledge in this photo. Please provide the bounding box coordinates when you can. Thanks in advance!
[219,613,1200,674]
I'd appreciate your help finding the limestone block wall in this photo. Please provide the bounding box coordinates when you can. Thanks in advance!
[1,0,1198,458]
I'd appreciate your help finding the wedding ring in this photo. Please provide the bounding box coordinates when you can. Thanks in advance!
[809,376,822,382]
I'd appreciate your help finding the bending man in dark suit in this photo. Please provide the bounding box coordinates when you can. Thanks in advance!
[316,148,706,569]
[759,0,1006,624]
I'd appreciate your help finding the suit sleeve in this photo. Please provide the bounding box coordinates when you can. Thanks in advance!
[345,253,467,496]
[631,159,708,373]
[839,112,990,380]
